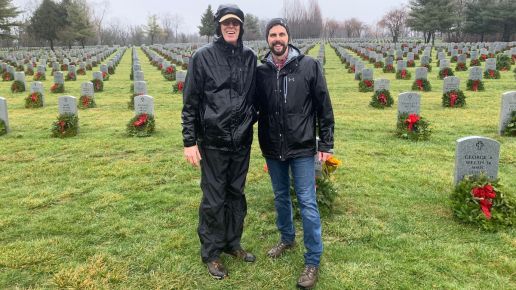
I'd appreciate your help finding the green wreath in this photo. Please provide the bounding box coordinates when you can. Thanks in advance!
[438,68,454,79]
[466,79,485,91]
[50,83,65,93]
[51,113,79,138]
[33,72,46,81]
[2,71,13,81]
[396,69,411,80]
[358,79,374,92]
[25,92,44,108]
[395,112,431,141]
[91,79,103,92]
[0,119,6,136]
[484,69,500,79]
[127,113,155,137]
[442,90,466,108]
[411,79,431,91]
[455,62,467,71]
[383,64,395,73]
[11,80,25,93]
[421,64,432,72]
[496,54,511,71]
[102,72,110,81]
[451,175,515,231]
[470,59,481,67]
[374,61,384,68]
[79,95,96,109]
[369,89,393,109]
[503,111,516,136]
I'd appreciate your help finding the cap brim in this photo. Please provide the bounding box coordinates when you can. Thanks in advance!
[219,14,243,23]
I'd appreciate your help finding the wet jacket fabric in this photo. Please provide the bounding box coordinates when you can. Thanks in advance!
[182,36,257,151]
[256,45,334,160]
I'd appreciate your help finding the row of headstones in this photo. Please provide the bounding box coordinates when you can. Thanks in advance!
[0,93,154,135]
[357,67,487,85]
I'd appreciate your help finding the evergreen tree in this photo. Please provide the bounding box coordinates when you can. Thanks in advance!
[145,14,161,44]
[463,0,497,42]
[28,0,66,50]
[198,5,215,43]
[407,0,455,45]
[58,0,94,48]
[243,13,261,41]
[0,0,20,39]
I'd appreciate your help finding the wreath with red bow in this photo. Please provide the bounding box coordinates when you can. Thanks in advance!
[358,79,374,92]
[127,113,155,137]
[483,69,500,79]
[33,72,46,81]
[173,81,185,93]
[79,95,96,109]
[383,64,395,73]
[411,79,431,91]
[442,90,466,108]
[11,80,25,93]
[438,68,455,79]
[370,89,393,109]
[51,113,78,138]
[396,69,411,80]
[91,79,103,92]
[451,175,515,231]
[25,92,44,108]
[50,83,65,93]
[466,80,485,91]
[395,112,431,141]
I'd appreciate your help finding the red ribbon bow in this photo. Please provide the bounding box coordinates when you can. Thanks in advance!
[58,120,66,133]
[401,69,407,78]
[82,96,90,107]
[364,80,372,87]
[472,80,479,91]
[489,70,495,78]
[378,93,387,105]
[442,69,448,77]
[416,79,423,90]
[471,184,496,219]
[102,72,107,79]
[449,92,458,107]
[405,114,420,131]
[166,67,174,74]
[30,93,38,102]
[133,113,148,127]
[177,81,184,92]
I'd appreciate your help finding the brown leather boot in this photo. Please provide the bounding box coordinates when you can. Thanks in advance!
[267,241,295,258]
[206,259,228,280]
[225,248,256,262]
[296,265,318,289]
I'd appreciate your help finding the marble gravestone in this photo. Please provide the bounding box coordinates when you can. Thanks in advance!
[397,92,421,115]
[134,95,154,116]
[499,91,516,135]
[454,136,500,184]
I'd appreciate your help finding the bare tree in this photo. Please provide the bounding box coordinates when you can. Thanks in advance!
[378,6,407,43]
[89,0,110,45]
[160,12,174,43]
[324,19,340,39]
[343,18,366,38]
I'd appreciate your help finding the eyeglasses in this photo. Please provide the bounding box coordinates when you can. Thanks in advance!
[221,19,240,27]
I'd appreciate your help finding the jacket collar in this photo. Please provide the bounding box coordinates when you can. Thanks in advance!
[263,44,302,71]
[214,36,243,54]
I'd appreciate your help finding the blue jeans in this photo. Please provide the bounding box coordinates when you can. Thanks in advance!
[266,156,323,267]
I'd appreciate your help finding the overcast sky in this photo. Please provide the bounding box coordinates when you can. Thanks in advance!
[14,0,409,34]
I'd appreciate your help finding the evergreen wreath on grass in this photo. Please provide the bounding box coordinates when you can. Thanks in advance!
[51,113,78,138]
[0,119,6,136]
[50,83,64,93]
[421,64,432,72]
[442,90,466,108]
[347,65,355,73]
[455,62,467,71]
[33,72,46,81]
[407,60,415,67]
[358,79,374,92]
[396,68,411,80]
[102,72,109,81]
[374,61,384,68]
[91,79,103,92]
[370,89,394,108]
[25,92,43,108]
[438,68,454,79]
[383,64,395,73]
[60,64,68,71]
[162,66,176,81]
[127,113,155,137]
[173,81,184,93]
[496,54,511,71]
[79,95,96,109]
[25,68,34,76]
[451,174,515,231]
[502,111,516,136]
[412,79,431,91]
[470,59,480,66]
[466,80,485,91]
[108,66,115,75]
[395,112,431,141]
[11,80,25,93]
[484,69,500,79]
[77,68,86,75]
[2,71,13,81]
[65,71,76,81]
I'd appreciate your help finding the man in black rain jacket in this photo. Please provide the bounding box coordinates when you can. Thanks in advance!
[181,4,256,280]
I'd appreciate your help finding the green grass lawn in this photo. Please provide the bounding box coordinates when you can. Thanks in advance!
[0,44,514,289]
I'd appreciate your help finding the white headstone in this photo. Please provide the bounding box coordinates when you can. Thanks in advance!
[54,72,64,84]
[134,95,154,115]
[30,82,44,94]
[0,97,8,132]
[485,58,496,71]
[469,67,483,81]
[361,68,373,80]
[415,67,428,80]
[374,79,390,92]
[133,81,147,95]
[443,76,460,93]
[499,91,516,135]
[58,96,77,115]
[81,82,94,97]
[176,71,187,82]
[134,71,144,82]
[454,136,500,184]
[92,72,103,80]
[397,92,421,115]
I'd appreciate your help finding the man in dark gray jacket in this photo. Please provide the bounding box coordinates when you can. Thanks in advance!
[256,18,335,289]
[181,4,257,280]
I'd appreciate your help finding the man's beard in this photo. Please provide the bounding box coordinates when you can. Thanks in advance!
[270,41,288,56]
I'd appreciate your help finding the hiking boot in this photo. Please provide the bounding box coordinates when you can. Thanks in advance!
[297,265,318,289]
[267,241,295,258]
[225,248,256,262]
[206,259,228,280]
